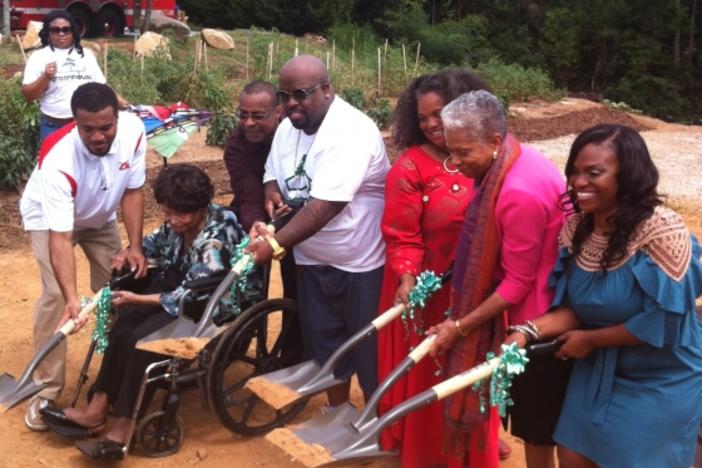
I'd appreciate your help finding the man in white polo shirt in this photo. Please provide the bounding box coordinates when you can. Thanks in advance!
[19,82,147,431]
[248,55,389,407]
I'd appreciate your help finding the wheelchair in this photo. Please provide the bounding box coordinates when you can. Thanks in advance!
[69,262,307,458]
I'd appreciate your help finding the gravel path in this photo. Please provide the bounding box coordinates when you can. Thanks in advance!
[528,129,702,206]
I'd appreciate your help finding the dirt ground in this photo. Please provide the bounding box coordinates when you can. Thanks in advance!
[0,99,700,467]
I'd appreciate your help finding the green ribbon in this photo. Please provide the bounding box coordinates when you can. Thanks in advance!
[91,287,112,354]
[229,236,255,317]
[402,270,443,335]
[471,342,529,416]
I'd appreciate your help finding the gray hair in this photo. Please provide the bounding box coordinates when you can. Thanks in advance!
[440,90,507,142]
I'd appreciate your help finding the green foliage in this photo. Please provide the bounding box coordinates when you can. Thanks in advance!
[475,58,563,106]
[366,98,392,129]
[0,77,39,189]
[540,7,581,86]
[341,88,366,110]
[206,113,238,147]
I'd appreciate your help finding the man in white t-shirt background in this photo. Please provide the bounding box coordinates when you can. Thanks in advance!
[19,82,147,431]
[247,55,389,407]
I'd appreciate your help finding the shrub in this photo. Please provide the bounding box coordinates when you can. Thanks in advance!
[475,58,563,106]
[0,77,40,190]
[341,88,366,110]
[366,98,391,129]
[206,113,238,147]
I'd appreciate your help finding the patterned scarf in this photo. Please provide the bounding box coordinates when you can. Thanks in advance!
[443,133,522,456]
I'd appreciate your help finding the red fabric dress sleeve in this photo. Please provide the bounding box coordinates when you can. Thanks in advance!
[381,152,426,277]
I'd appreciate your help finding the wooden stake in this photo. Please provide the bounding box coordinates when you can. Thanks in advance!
[402,43,407,75]
[332,39,336,71]
[326,51,330,70]
[268,42,274,80]
[351,37,356,85]
[203,41,208,68]
[294,38,298,57]
[17,39,27,64]
[377,47,382,95]
[384,38,388,60]
[103,41,108,80]
[245,38,249,79]
[414,42,421,75]
[133,34,137,60]
[193,40,198,72]
[140,53,145,71]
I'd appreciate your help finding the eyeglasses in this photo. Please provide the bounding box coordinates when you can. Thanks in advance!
[49,26,73,35]
[235,109,273,122]
[276,83,323,104]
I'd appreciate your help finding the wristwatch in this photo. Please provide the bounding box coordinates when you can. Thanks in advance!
[264,235,286,260]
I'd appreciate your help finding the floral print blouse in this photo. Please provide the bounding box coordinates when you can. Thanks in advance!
[142,204,245,316]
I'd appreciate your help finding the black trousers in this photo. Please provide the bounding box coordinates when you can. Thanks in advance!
[92,270,180,418]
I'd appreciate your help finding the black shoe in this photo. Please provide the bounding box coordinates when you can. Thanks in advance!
[75,438,126,460]
[40,406,105,439]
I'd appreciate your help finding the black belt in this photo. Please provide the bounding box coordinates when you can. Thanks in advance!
[41,113,74,126]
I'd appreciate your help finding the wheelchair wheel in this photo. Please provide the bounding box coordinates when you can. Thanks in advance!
[137,410,184,458]
[208,298,308,436]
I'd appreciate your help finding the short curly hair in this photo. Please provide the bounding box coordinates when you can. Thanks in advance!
[392,68,491,150]
[153,164,214,213]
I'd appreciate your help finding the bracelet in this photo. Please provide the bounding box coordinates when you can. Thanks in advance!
[264,235,286,260]
[525,320,542,341]
[455,319,469,337]
[507,324,538,343]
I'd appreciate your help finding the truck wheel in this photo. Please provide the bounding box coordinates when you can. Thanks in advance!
[68,7,92,38]
[94,8,124,37]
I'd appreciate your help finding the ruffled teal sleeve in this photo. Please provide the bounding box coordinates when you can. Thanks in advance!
[548,246,571,308]
[625,235,702,349]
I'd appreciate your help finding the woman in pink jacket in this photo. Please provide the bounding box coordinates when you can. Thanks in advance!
[428,90,571,468]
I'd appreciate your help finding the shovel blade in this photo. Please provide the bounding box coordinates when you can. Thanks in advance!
[135,319,228,359]
[245,360,346,410]
[0,373,47,412]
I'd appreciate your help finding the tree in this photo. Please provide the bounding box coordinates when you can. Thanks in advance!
[2,0,10,40]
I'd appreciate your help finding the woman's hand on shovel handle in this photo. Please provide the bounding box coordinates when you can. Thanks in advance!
[504,332,528,349]
[427,318,461,357]
[56,299,86,334]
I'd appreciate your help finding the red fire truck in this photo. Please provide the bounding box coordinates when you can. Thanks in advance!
[6,1,178,37]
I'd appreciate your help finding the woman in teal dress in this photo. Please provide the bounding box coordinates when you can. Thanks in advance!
[506,124,702,468]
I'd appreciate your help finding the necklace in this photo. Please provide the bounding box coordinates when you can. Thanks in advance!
[285,130,316,196]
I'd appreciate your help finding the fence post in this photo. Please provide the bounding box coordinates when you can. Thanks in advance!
[332,39,336,71]
[103,41,108,80]
[414,42,421,76]
[245,37,250,79]
[377,47,382,96]
[402,43,407,75]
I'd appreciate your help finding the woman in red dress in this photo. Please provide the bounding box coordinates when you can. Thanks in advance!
[378,69,499,467]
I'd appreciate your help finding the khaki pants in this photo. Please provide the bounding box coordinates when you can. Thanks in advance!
[29,221,121,401]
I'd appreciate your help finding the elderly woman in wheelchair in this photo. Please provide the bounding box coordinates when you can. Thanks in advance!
[39,163,253,459]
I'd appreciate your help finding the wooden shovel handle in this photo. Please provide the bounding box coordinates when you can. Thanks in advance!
[408,334,436,363]
[433,356,501,399]
[57,288,104,336]
[371,303,405,330]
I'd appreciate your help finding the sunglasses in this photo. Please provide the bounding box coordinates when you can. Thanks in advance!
[49,26,73,35]
[276,83,323,104]
[235,109,273,122]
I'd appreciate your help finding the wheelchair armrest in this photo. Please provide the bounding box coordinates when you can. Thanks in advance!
[182,272,229,293]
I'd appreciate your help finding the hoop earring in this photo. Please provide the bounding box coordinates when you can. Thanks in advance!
[443,157,459,174]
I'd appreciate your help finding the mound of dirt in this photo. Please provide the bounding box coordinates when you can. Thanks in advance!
[508,106,652,142]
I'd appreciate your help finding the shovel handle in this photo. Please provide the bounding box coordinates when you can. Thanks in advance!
[408,334,436,362]
[57,288,104,336]
[433,356,501,399]
[371,303,405,330]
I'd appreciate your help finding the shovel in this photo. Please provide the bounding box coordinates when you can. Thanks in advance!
[0,289,106,412]
[245,270,453,410]
[266,340,561,467]
[135,224,279,360]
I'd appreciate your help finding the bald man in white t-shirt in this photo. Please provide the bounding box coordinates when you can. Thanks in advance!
[19,83,147,431]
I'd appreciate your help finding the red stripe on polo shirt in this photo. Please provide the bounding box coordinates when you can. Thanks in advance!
[38,122,77,169]
[134,133,144,153]
[57,170,77,198]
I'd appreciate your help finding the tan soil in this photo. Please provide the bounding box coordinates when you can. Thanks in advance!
[0,98,700,467]
[245,377,304,411]
[136,337,212,360]
[265,428,335,467]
